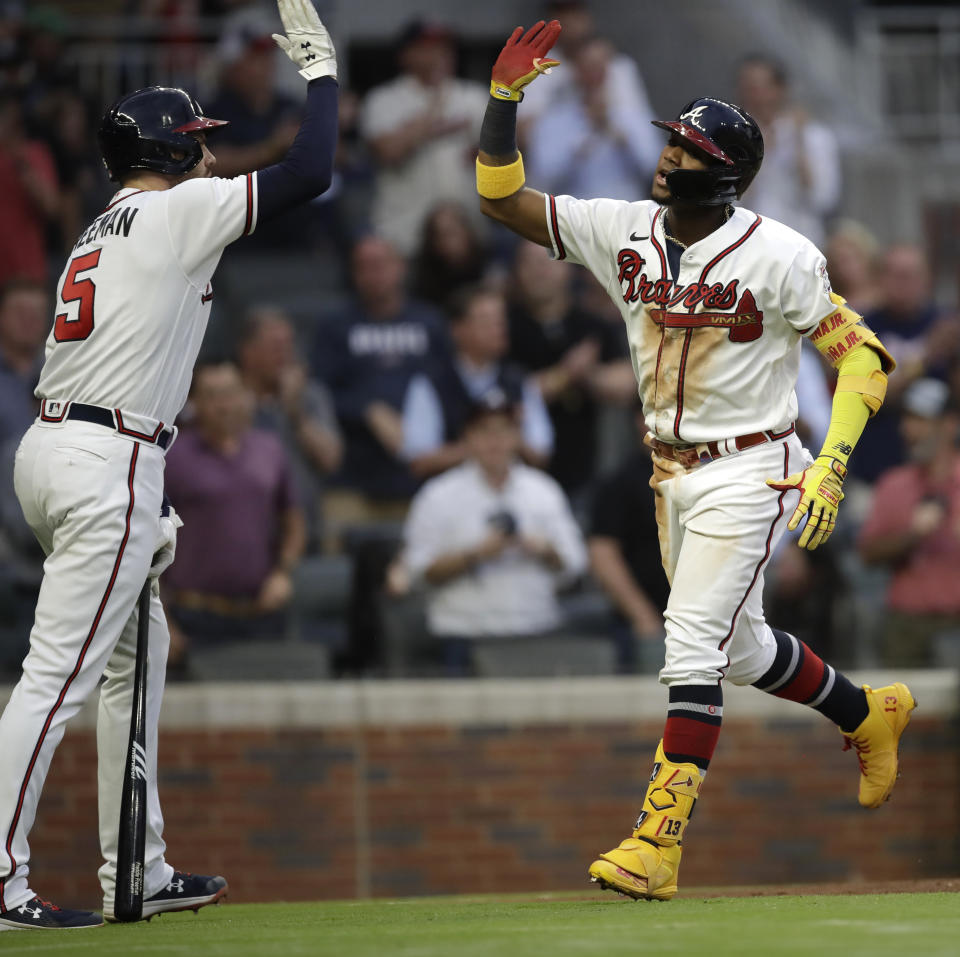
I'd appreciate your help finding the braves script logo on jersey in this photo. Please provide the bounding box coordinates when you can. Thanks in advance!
[616,249,763,342]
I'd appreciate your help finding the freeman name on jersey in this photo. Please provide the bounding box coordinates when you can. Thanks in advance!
[73,206,140,251]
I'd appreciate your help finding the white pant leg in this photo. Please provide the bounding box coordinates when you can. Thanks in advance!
[658,436,806,687]
[0,423,162,910]
[97,588,173,908]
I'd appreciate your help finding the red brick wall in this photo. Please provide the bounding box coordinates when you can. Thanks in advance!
[31,716,958,908]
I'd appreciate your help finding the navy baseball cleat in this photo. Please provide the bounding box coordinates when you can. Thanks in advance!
[0,896,103,931]
[104,871,227,922]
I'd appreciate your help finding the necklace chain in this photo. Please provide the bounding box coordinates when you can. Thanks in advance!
[663,204,733,250]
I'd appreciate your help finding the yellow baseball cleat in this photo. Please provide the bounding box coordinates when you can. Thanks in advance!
[589,839,683,901]
[589,741,701,901]
[842,682,917,808]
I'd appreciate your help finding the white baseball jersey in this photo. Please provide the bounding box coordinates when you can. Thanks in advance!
[38,172,258,424]
[0,171,258,914]
[544,194,836,444]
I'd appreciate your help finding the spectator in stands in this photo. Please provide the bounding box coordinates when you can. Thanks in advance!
[825,219,880,315]
[519,0,659,146]
[526,35,660,201]
[40,89,112,253]
[0,92,59,285]
[360,20,487,256]
[401,283,553,478]
[508,240,629,498]
[312,235,449,507]
[402,396,587,675]
[852,244,960,482]
[858,379,960,666]
[411,201,492,308]
[237,306,342,551]
[588,406,669,673]
[0,280,47,445]
[206,23,310,249]
[17,4,76,131]
[735,54,840,248]
[163,361,306,671]
[208,25,301,178]
[0,280,47,674]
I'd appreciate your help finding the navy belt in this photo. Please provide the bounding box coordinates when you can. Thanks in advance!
[41,400,173,449]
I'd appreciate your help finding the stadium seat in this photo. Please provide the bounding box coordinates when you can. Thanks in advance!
[470,633,618,678]
[187,639,332,682]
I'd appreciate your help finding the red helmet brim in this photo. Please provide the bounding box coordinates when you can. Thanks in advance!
[651,120,734,166]
[173,116,229,133]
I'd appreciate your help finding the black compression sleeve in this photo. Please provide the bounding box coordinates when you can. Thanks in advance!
[479,96,519,157]
[256,76,339,222]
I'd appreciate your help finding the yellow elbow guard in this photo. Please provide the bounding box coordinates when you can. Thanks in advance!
[476,152,526,199]
[810,293,896,373]
[835,368,888,415]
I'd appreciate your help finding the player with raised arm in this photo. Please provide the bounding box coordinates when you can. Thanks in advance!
[0,0,337,932]
[477,22,914,901]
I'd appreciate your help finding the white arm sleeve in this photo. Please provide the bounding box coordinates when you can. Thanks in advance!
[164,173,258,283]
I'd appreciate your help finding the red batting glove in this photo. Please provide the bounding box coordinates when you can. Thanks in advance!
[490,20,562,102]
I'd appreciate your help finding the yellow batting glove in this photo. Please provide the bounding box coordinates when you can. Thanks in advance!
[490,20,561,101]
[766,456,846,551]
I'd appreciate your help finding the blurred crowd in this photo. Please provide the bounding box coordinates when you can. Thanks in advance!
[1,0,959,681]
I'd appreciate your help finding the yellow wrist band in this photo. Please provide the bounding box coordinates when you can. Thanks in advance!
[476,152,526,199]
[490,79,523,102]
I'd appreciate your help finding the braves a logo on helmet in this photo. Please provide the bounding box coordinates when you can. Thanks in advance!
[680,105,709,129]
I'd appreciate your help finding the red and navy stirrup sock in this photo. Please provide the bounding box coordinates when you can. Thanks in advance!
[752,629,869,734]
[663,685,723,772]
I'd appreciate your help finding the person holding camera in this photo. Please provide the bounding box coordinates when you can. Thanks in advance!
[401,394,587,673]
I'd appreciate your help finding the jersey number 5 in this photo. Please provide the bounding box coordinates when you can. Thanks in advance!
[54,249,102,342]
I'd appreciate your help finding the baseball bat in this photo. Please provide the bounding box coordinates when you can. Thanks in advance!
[114,579,151,923]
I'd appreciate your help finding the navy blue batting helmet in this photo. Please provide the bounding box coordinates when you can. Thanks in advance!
[652,97,764,206]
[97,86,228,182]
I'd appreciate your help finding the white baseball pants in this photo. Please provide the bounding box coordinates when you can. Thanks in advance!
[0,420,173,911]
[652,432,811,687]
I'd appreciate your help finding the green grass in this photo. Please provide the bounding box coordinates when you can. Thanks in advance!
[1,892,958,956]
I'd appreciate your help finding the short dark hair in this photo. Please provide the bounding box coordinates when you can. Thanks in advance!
[462,392,519,432]
[189,357,238,394]
[445,282,501,324]
[738,53,788,87]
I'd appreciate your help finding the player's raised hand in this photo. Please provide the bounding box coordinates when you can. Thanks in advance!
[767,456,847,551]
[273,0,337,81]
[490,20,562,102]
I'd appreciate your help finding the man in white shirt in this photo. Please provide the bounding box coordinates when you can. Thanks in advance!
[735,55,841,248]
[526,36,661,201]
[360,21,488,255]
[402,397,587,673]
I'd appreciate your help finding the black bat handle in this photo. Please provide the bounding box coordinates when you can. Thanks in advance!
[114,579,151,922]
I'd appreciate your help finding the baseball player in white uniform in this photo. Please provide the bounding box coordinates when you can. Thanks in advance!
[477,21,916,900]
[0,0,338,932]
